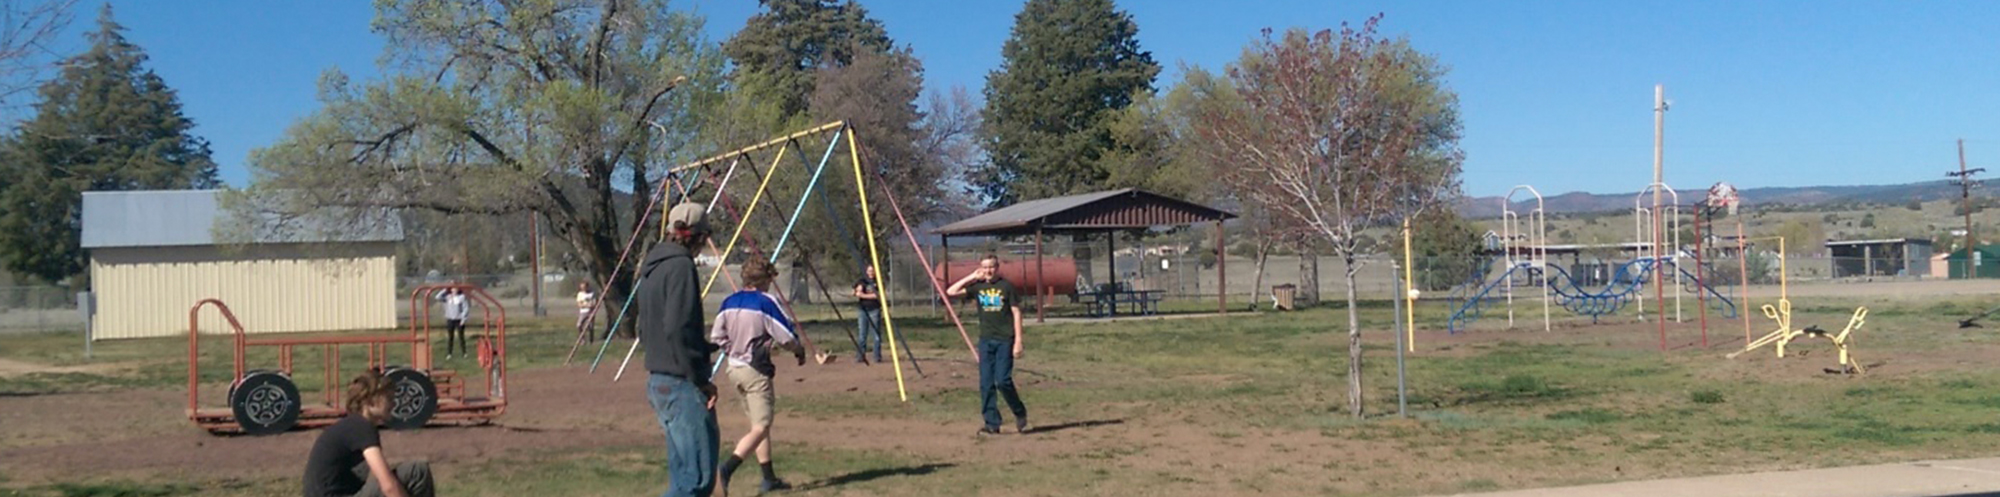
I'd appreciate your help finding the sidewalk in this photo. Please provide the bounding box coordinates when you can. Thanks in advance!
[1446,458,2000,497]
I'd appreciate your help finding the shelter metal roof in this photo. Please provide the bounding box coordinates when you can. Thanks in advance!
[82,190,404,249]
[931,188,1235,237]
[1824,238,1932,247]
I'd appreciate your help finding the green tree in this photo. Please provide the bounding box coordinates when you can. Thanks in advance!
[1098,86,1207,201]
[233,0,722,311]
[0,5,218,285]
[719,0,977,282]
[724,0,890,118]
[978,0,1159,206]
[1393,209,1482,291]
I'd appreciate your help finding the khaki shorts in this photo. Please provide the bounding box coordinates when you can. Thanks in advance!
[727,363,775,427]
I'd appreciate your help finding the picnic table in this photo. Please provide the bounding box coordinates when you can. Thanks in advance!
[1079,283,1163,317]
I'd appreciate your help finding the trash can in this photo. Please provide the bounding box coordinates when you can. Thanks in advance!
[1272,284,1297,311]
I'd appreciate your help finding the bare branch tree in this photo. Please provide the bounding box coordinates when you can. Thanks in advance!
[0,0,76,116]
[1189,17,1463,418]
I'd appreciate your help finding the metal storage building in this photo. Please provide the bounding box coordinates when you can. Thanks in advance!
[81,190,403,339]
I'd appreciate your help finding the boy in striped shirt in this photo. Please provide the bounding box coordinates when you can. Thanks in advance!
[711,258,805,495]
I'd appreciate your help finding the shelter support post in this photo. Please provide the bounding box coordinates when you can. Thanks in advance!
[1216,219,1226,314]
[1036,227,1046,323]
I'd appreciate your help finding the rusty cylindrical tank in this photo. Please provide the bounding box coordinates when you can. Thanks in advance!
[936,258,1077,297]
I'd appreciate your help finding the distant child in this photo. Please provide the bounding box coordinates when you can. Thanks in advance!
[576,282,598,342]
[712,258,805,495]
[852,265,883,364]
[303,370,435,497]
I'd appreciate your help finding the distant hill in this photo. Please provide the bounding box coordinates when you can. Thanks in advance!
[1458,179,1992,218]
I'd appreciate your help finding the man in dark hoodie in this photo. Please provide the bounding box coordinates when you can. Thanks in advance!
[638,202,720,497]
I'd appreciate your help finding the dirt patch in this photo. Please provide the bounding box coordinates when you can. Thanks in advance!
[0,358,126,377]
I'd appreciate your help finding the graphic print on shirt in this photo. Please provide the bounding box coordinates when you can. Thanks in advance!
[977,287,1007,312]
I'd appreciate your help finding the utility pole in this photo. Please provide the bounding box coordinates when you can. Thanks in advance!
[1654,85,1666,188]
[1949,138,1985,256]
[1651,85,1668,330]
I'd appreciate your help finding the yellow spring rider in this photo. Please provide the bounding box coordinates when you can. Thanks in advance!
[1726,299,1868,375]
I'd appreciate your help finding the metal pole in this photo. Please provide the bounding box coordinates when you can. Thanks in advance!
[1695,206,1707,348]
[1403,220,1416,352]
[1653,85,1667,348]
[1393,263,1408,418]
[1654,84,1666,189]
[1739,220,1750,346]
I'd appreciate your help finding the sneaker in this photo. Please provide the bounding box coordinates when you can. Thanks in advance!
[1016,416,1032,434]
[759,478,792,494]
[975,426,1003,437]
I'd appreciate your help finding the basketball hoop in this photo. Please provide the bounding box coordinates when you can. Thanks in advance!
[1706,182,1741,217]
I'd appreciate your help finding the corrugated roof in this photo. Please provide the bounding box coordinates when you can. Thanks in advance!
[932,188,1235,237]
[81,190,403,249]
[1824,238,1931,247]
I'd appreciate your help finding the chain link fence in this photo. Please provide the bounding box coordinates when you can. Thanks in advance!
[0,286,80,333]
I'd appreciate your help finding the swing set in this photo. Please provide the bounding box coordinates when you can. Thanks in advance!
[557,122,984,401]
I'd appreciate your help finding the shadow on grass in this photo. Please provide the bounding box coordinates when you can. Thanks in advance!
[1026,418,1125,435]
[797,462,957,490]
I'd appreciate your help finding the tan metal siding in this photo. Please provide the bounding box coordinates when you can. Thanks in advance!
[90,243,397,339]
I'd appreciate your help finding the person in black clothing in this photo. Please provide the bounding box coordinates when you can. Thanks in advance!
[852,265,884,364]
[637,202,720,497]
[303,370,434,497]
[945,254,1030,435]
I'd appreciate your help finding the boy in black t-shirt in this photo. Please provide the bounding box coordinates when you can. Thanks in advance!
[852,265,884,364]
[945,254,1030,435]
[303,370,434,497]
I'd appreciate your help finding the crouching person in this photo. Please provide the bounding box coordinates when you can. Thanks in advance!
[304,370,435,497]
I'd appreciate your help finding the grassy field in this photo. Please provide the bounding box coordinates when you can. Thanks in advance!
[8,296,2000,496]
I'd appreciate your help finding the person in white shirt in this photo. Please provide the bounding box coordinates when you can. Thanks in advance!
[576,281,598,343]
[439,288,470,361]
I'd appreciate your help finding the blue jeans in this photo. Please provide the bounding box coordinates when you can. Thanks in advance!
[647,373,717,497]
[856,307,884,362]
[977,337,1027,430]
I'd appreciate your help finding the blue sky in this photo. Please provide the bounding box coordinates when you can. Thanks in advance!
[46,0,2000,198]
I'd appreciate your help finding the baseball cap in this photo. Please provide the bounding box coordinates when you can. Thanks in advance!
[667,203,709,234]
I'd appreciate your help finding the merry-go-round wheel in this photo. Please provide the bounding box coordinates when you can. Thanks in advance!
[382,367,438,430]
[229,370,301,436]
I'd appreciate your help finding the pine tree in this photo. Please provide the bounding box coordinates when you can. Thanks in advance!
[723,0,892,118]
[0,5,219,285]
[979,0,1158,206]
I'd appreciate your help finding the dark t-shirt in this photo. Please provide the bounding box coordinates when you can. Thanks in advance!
[966,278,1017,341]
[855,278,881,310]
[303,414,380,497]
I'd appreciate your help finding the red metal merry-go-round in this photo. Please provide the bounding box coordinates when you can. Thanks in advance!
[186,284,508,435]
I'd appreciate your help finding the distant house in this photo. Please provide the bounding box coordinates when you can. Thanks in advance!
[81,190,403,339]
[1824,238,1932,278]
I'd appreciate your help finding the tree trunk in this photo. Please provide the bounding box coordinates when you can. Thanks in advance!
[1344,253,1364,418]
[1307,250,1322,304]
[1249,241,1271,309]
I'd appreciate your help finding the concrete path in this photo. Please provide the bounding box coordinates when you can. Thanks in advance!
[1446,458,2000,497]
